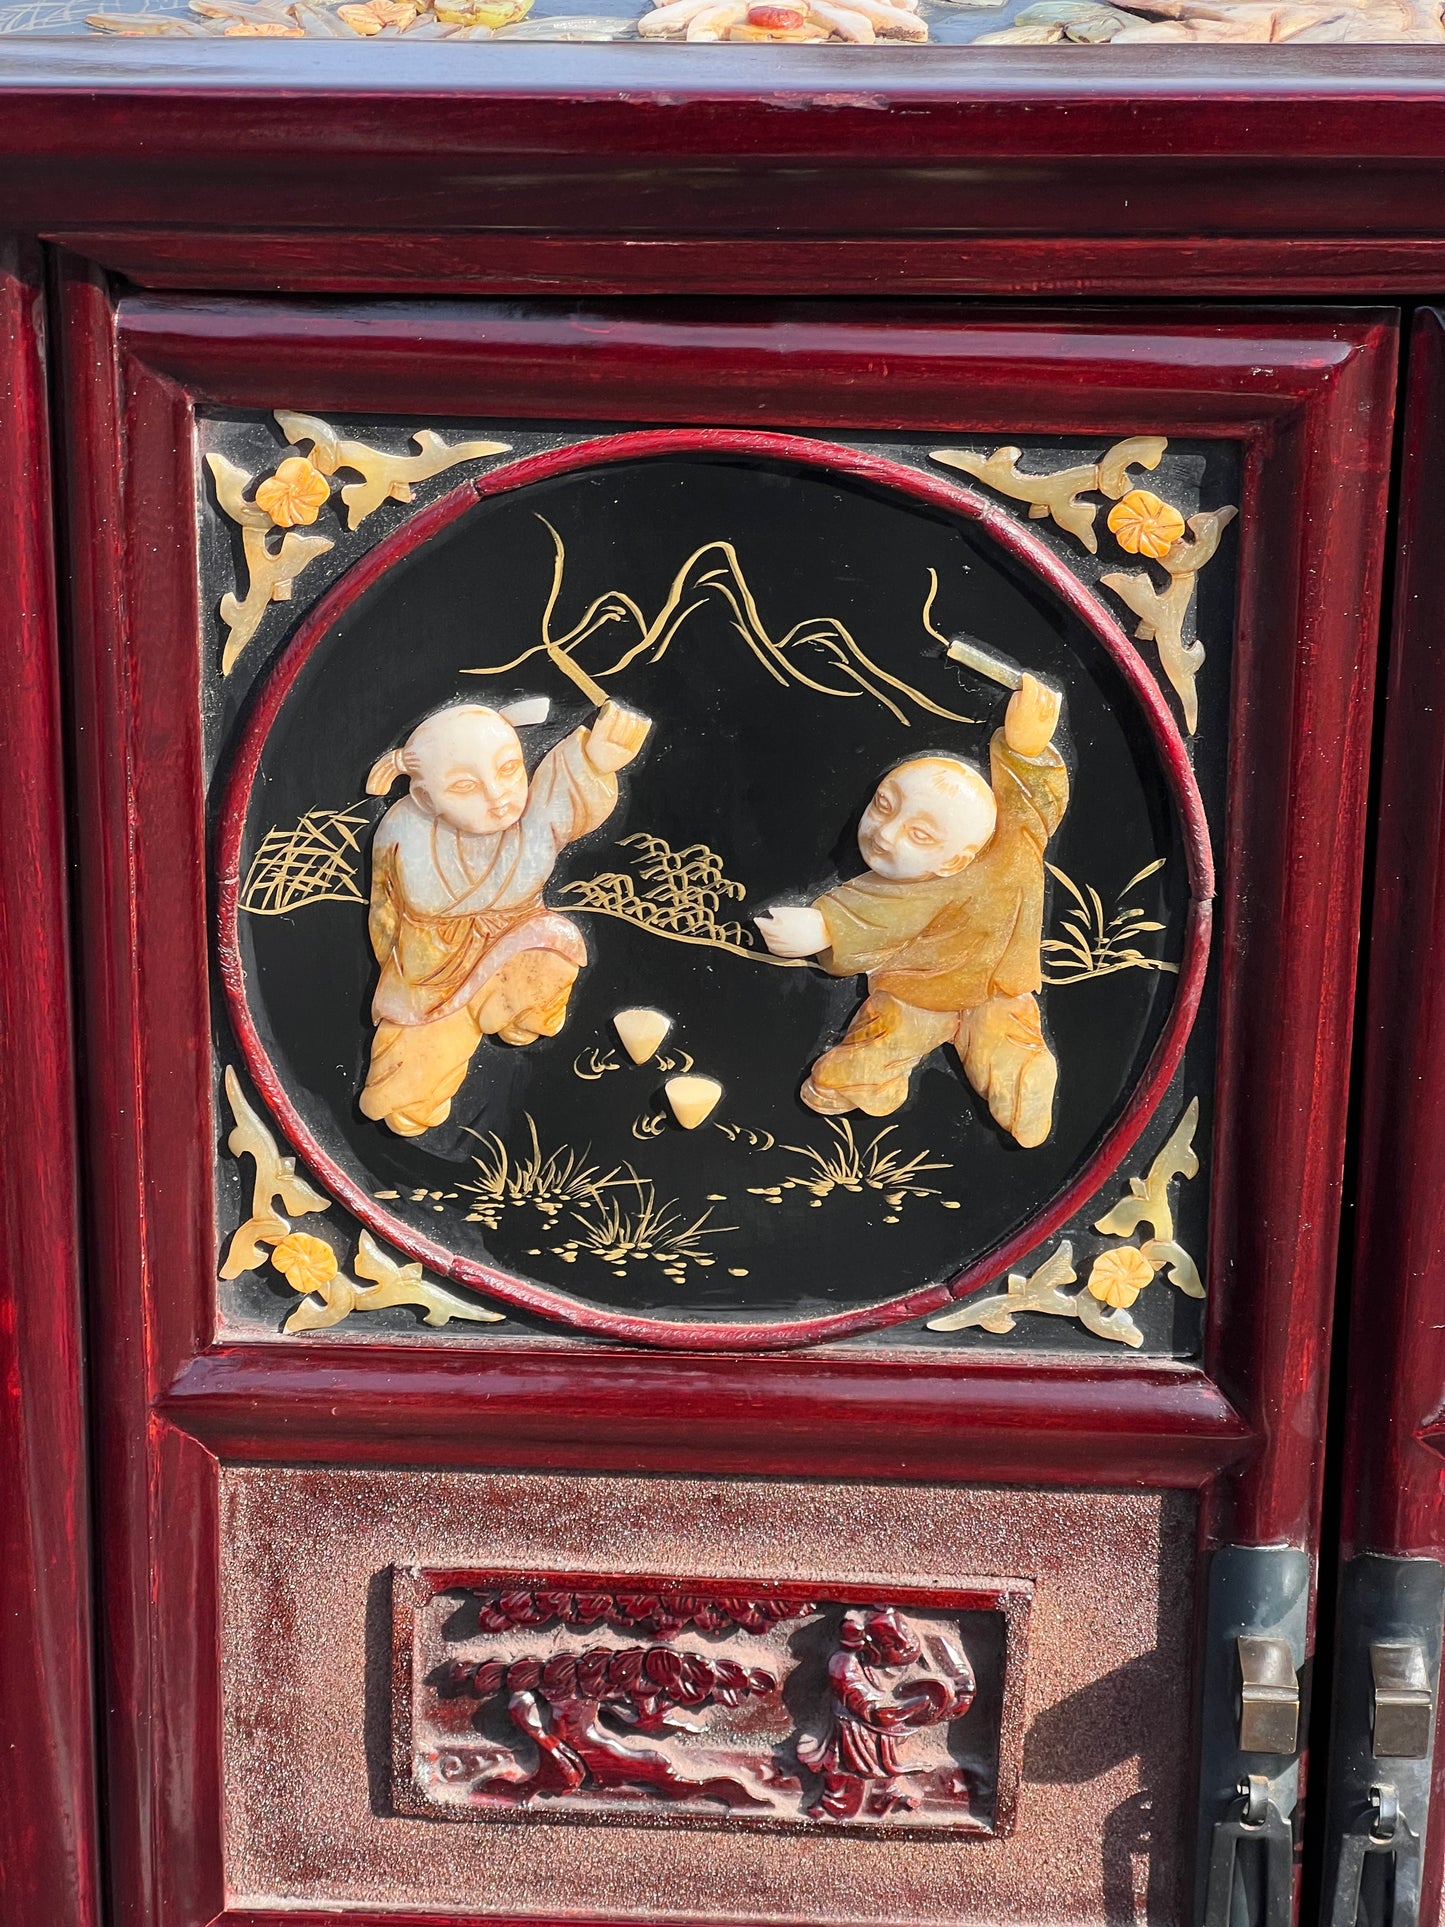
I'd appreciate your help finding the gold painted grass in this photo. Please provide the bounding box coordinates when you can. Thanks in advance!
[459,1113,630,1229]
[1042,858,1179,983]
[750,1119,953,1220]
[552,1184,735,1285]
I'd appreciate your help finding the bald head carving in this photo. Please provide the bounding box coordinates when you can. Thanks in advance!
[857,755,997,881]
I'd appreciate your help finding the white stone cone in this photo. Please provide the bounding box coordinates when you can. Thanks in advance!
[613,1006,672,1066]
[664,1074,723,1131]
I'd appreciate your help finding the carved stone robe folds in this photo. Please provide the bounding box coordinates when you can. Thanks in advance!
[802,733,1069,1144]
[360,728,618,1136]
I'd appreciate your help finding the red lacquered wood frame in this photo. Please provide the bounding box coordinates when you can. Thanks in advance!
[56,273,1394,1926]
[5,50,1445,302]
[1336,306,1445,1924]
[1342,312,1445,1566]
[0,237,102,1927]
[214,426,1212,1351]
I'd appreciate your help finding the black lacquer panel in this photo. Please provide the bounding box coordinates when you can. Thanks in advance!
[226,449,1199,1327]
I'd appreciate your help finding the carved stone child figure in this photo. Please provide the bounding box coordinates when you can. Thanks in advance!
[756,674,1067,1147]
[360,697,650,1137]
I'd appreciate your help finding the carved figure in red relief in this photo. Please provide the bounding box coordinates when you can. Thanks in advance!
[436,1645,780,1811]
[798,1607,977,1821]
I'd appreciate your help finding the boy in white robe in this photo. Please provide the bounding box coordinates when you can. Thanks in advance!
[360,698,650,1137]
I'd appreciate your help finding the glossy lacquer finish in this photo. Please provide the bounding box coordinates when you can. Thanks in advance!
[0,237,100,1927]
[51,274,1394,1926]
[4,52,1445,300]
[1332,307,1445,1924]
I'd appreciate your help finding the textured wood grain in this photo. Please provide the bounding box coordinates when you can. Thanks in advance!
[45,231,1445,301]
[1327,307,1445,1927]
[0,236,101,1927]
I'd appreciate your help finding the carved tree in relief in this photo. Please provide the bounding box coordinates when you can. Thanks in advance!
[435,1645,786,1810]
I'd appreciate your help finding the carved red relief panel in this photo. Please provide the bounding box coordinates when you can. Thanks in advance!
[392,1569,1029,1834]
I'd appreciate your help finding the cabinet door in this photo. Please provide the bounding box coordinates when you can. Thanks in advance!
[1320,306,1445,1927]
[53,274,1395,1927]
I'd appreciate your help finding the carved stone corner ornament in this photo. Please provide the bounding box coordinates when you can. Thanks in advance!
[927,1095,1203,1347]
[219,1068,505,1333]
[208,411,511,676]
[391,1569,1030,1833]
[932,436,1237,736]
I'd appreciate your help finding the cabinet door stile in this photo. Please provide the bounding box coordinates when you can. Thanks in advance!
[0,235,103,1927]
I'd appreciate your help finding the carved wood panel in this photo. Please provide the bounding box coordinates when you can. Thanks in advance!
[392,1568,1029,1834]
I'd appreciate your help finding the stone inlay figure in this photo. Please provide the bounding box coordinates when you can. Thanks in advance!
[756,674,1067,1146]
[360,697,650,1136]
[799,1606,976,1821]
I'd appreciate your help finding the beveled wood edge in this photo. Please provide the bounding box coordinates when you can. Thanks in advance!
[48,231,1445,298]
[161,1342,1253,1484]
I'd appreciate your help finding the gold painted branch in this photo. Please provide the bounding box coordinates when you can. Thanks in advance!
[930,437,1168,554]
[208,452,334,676]
[274,410,510,530]
[1100,508,1237,735]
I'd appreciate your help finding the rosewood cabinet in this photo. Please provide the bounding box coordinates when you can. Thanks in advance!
[9,55,1445,1927]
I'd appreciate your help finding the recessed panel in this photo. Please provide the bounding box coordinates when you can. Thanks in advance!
[206,418,1233,1350]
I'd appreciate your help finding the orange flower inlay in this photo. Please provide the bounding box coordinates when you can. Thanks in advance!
[1086,1245,1156,1310]
[1106,489,1187,562]
[270,1231,339,1294]
[255,456,332,528]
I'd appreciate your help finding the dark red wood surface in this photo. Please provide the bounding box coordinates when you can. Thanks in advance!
[57,284,1396,1925]
[1,49,1445,304]
[1342,307,1445,1567]
[48,231,1445,302]
[0,237,102,1927]
[1336,305,1445,1927]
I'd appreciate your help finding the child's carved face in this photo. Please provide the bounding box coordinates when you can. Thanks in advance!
[407,708,529,836]
[858,758,997,882]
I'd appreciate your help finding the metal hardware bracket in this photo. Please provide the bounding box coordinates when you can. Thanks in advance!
[1371,1643,1433,1760]
[1238,1636,1301,1756]
[1194,1548,1309,1927]
[1203,1776,1294,1927]
[1322,1556,1444,1927]
[1330,1782,1420,1927]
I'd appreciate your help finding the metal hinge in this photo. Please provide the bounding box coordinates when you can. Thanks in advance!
[1322,1555,1444,1927]
[1195,1548,1309,1927]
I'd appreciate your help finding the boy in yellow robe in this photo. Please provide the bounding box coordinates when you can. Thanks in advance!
[756,674,1067,1147]
[359,697,650,1137]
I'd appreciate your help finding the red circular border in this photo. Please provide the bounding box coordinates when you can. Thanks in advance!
[216,429,1214,1353]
